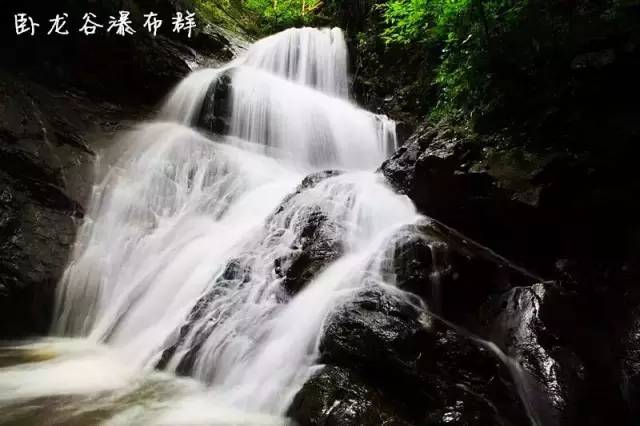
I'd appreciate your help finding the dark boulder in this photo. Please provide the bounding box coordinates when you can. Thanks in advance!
[621,305,640,419]
[270,170,345,295]
[320,288,426,381]
[380,121,640,294]
[389,218,540,324]
[380,123,549,276]
[482,283,600,426]
[287,365,412,426]
[318,287,530,425]
[198,72,232,133]
[276,207,343,295]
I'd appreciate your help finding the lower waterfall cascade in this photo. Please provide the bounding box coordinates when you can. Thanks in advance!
[0,27,546,426]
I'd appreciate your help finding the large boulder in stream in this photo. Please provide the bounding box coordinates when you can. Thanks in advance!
[288,206,549,425]
[274,171,345,294]
[198,72,233,133]
[288,365,413,426]
[300,287,530,425]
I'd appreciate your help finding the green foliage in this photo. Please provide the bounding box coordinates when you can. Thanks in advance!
[193,0,261,34]
[380,0,522,120]
[377,0,630,126]
[242,0,323,32]
[379,0,429,44]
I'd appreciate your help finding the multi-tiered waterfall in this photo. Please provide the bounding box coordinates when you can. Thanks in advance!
[0,28,428,424]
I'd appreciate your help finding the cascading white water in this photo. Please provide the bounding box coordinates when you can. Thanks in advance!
[243,27,349,97]
[0,27,421,424]
[226,66,396,169]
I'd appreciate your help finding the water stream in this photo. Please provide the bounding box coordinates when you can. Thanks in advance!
[0,27,426,425]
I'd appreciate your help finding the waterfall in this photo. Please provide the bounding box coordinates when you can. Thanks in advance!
[243,27,349,97]
[0,27,421,424]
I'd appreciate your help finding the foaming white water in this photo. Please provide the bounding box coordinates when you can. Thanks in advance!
[243,27,349,97]
[163,172,420,413]
[0,339,288,425]
[0,27,422,425]
[159,27,395,170]
[53,123,299,365]
[159,68,224,124]
[227,66,396,169]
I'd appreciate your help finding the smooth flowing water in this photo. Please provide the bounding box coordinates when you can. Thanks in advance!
[0,27,423,424]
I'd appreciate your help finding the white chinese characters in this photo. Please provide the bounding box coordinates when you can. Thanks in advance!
[14,11,196,37]
[107,11,136,36]
[172,11,196,38]
[47,13,69,35]
[14,13,40,36]
[143,12,163,37]
[79,13,104,36]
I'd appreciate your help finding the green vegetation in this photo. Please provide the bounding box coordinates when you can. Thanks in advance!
[194,0,323,35]
[243,0,323,32]
[192,0,261,34]
[379,0,527,120]
[376,0,629,124]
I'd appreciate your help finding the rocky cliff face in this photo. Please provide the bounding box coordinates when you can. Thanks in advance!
[375,121,638,425]
[0,72,122,338]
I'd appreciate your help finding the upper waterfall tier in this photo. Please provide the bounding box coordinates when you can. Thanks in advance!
[161,66,397,171]
[242,27,349,98]
[159,27,395,171]
[225,66,396,170]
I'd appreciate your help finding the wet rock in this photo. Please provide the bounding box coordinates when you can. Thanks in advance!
[380,124,551,275]
[621,305,640,418]
[271,171,345,294]
[277,208,343,294]
[198,72,233,133]
[298,170,343,189]
[483,283,586,425]
[160,170,345,372]
[189,23,245,61]
[0,174,77,338]
[318,287,529,425]
[287,365,412,426]
[320,288,426,380]
[389,219,540,322]
[0,75,109,338]
[0,54,151,338]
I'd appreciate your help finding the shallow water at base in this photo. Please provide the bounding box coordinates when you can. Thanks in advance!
[0,339,288,426]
